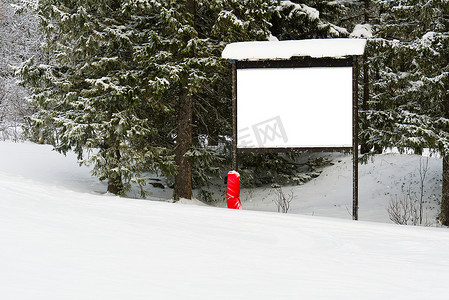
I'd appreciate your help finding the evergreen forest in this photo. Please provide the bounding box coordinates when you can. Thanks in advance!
[2,0,449,225]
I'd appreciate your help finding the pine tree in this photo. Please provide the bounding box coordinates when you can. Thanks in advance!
[362,0,449,224]
[20,0,372,199]
[125,0,277,199]
[20,0,175,195]
[21,0,277,197]
[271,0,349,40]
[344,0,376,154]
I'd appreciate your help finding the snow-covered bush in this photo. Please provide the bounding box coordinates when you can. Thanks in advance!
[388,157,433,226]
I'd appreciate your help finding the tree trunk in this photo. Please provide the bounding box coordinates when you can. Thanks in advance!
[360,53,370,154]
[173,0,195,201]
[173,79,193,200]
[360,0,371,154]
[107,149,124,195]
[186,0,195,19]
[441,157,449,226]
[442,90,449,225]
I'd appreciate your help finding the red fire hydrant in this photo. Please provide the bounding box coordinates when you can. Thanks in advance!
[226,171,242,209]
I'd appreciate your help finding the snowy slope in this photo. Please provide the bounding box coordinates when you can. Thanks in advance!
[0,142,106,194]
[1,142,449,299]
[1,141,442,224]
[242,151,442,223]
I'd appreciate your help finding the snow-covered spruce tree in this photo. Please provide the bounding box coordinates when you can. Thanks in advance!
[0,0,41,141]
[315,1,383,156]
[342,0,378,154]
[362,0,449,225]
[125,0,277,199]
[20,0,175,195]
[271,0,348,40]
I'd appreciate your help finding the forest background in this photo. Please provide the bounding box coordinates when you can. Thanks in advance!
[1,0,449,225]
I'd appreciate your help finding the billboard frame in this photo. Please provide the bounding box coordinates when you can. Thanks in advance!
[230,55,360,220]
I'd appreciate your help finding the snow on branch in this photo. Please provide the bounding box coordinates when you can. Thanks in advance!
[279,1,319,21]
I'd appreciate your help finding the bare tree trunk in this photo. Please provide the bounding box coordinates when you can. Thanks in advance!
[442,156,449,226]
[442,89,449,226]
[173,0,195,201]
[441,157,449,225]
[173,79,193,200]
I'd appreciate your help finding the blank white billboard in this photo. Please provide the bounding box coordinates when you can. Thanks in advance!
[237,67,353,148]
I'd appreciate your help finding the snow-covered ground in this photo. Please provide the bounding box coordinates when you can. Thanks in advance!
[241,151,442,224]
[1,141,449,299]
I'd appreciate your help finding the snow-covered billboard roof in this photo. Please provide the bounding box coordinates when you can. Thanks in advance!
[222,38,366,61]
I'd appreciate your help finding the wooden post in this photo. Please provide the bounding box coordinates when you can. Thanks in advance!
[353,56,359,220]
[232,61,238,171]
